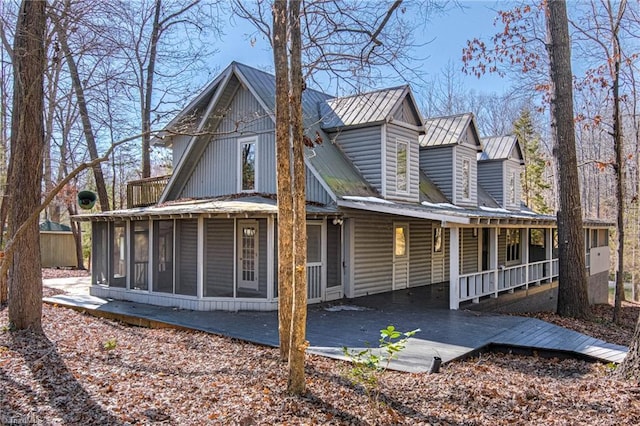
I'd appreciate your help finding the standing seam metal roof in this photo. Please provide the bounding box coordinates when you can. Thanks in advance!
[420,113,480,148]
[479,135,522,162]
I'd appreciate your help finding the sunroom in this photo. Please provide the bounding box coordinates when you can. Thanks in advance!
[77,196,343,311]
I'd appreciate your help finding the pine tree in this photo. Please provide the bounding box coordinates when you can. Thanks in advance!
[514,109,552,214]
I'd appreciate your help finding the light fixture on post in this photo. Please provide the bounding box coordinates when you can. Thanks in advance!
[332,217,343,226]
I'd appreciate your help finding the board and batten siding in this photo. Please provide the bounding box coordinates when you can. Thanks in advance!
[171,135,191,169]
[385,124,420,202]
[460,228,479,274]
[504,159,522,210]
[408,220,432,287]
[180,86,276,198]
[393,98,420,125]
[420,146,453,201]
[352,213,393,297]
[478,161,504,206]
[306,170,333,204]
[331,126,382,192]
[204,219,234,297]
[455,145,478,207]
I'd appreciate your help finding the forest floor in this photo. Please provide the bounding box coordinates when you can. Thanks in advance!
[0,269,638,425]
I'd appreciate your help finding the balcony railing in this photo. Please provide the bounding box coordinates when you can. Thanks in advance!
[126,175,171,208]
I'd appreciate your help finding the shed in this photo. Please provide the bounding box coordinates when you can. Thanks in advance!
[39,220,78,268]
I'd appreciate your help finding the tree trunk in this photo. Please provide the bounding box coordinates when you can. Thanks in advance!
[50,3,110,212]
[611,18,626,322]
[617,312,640,380]
[141,0,162,178]
[273,0,294,362]
[287,0,307,396]
[545,0,590,319]
[7,0,46,331]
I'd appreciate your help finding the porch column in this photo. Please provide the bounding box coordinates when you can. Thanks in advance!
[490,228,498,298]
[267,215,274,300]
[197,217,204,298]
[449,227,460,310]
[523,228,529,289]
[545,228,553,282]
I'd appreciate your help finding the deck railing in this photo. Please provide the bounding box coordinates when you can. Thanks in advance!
[126,175,171,208]
[458,258,558,303]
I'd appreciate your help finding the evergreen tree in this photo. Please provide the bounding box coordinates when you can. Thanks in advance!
[514,109,552,214]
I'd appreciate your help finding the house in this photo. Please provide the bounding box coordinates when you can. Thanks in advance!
[75,62,611,311]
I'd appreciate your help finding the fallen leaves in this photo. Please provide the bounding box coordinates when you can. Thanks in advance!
[1,276,640,424]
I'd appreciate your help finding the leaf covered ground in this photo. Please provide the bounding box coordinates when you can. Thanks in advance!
[1,276,639,425]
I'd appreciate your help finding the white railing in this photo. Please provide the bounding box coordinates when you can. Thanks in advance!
[458,271,495,302]
[307,263,322,301]
[458,259,559,303]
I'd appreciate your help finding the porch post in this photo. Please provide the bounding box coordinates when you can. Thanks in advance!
[545,228,553,282]
[491,228,498,298]
[267,215,274,300]
[197,217,204,299]
[449,227,460,310]
[523,228,529,289]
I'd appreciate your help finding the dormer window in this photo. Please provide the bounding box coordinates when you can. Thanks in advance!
[396,139,408,192]
[509,171,516,205]
[462,159,470,199]
[239,137,257,192]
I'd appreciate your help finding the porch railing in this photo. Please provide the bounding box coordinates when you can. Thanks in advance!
[126,175,171,208]
[458,259,558,303]
[307,263,323,301]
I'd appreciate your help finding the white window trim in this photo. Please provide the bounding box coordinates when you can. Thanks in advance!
[396,138,409,193]
[238,136,258,193]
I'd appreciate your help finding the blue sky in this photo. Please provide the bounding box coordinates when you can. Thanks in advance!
[213,1,512,95]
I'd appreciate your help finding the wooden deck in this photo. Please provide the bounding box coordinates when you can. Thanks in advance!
[43,282,627,373]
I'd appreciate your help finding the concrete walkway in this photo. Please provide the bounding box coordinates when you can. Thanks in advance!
[43,278,627,373]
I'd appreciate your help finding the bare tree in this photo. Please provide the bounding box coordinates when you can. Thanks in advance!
[6,0,46,328]
[546,0,591,319]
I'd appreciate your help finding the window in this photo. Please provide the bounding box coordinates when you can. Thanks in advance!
[462,159,470,199]
[396,140,408,192]
[529,229,545,248]
[433,226,443,253]
[506,229,520,262]
[239,138,256,192]
[509,171,517,205]
[394,224,408,258]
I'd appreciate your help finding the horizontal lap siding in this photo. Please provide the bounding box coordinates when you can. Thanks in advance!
[461,228,478,274]
[420,146,453,200]
[204,219,234,297]
[385,124,420,202]
[333,126,382,192]
[409,220,431,287]
[477,161,504,206]
[181,86,275,198]
[353,214,393,297]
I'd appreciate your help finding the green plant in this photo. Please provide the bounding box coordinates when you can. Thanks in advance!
[343,326,419,406]
[103,338,117,351]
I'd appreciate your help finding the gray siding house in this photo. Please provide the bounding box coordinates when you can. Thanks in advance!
[77,62,611,311]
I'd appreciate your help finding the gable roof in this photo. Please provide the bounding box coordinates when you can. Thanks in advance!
[40,220,72,232]
[320,85,423,131]
[478,134,525,164]
[159,62,379,202]
[420,112,482,150]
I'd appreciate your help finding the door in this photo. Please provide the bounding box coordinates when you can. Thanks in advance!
[238,220,259,291]
[393,223,409,290]
[481,228,490,271]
